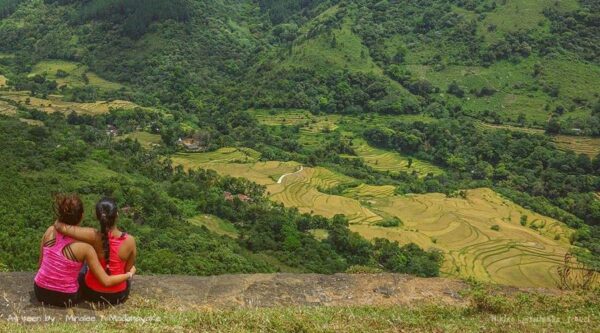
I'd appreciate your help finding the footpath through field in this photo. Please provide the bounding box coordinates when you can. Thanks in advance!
[277,166,304,184]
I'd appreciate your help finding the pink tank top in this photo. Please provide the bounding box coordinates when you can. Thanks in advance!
[34,232,83,294]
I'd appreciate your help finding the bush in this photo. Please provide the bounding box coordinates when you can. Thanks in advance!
[375,217,402,228]
[491,224,500,231]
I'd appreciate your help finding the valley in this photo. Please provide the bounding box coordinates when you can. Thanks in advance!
[0,0,598,303]
[171,141,574,287]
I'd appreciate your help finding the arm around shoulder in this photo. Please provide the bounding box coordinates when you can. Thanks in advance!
[84,244,134,287]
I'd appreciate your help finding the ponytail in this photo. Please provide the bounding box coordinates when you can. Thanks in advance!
[95,198,118,275]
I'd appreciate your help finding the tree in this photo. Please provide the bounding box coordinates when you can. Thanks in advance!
[546,117,561,134]
[447,81,465,98]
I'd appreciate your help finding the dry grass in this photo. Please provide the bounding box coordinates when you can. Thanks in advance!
[0,74,7,87]
[1,288,598,332]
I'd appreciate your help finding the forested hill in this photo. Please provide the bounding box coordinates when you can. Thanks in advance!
[1,0,598,133]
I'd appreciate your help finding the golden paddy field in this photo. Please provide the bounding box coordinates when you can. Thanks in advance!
[0,91,142,115]
[171,148,576,288]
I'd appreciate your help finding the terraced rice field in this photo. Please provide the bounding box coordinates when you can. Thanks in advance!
[171,150,381,223]
[479,122,600,157]
[0,91,141,115]
[29,60,123,91]
[253,109,341,133]
[173,147,261,167]
[268,167,382,223]
[553,135,600,158]
[0,100,16,115]
[171,149,576,288]
[343,184,396,199]
[351,139,443,176]
[352,188,573,288]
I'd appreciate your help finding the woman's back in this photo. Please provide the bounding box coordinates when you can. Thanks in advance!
[35,229,82,294]
[85,230,132,293]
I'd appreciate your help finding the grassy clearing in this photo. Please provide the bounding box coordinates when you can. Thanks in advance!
[285,16,381,74]
[74,160,121,182]
[543,56,600,103]
[407,59,549,124]
[0,91,141,115]
[350,139,443,176]
[29,60,123,91]
[188,214,239,238]
[118,131,162,148]
[407,54,599,125]
[1,287,597,332]
[308,228,329,241]
[352,188,574,288]
[476,0,579,43]
[478,122,600,157]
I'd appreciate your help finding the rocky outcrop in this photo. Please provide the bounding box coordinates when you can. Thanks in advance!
[0,273,467,320]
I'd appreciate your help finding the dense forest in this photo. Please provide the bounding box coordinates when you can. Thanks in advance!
[0,0,598,276]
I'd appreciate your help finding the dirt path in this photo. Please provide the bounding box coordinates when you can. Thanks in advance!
[0,273,468,320]
[277,166,304,184]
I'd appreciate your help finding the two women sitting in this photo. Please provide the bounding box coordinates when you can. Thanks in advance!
[34,194,137,307]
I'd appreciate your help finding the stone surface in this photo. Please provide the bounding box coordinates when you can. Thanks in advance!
[0,273,468,320]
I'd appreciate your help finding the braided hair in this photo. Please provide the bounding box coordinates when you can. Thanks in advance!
[96,198,118,275]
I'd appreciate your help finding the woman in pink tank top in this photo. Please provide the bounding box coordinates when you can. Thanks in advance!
[34,194,135,307]
[54,197,137,305]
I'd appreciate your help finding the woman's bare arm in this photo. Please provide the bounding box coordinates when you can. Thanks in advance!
[38,233,44,268]
[81,244,134,287]
[54,221,99,245]
[125,236,137,273]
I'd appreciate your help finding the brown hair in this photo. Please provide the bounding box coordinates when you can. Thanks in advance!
[54,194,84,225]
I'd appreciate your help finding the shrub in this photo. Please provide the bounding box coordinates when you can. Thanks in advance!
[375,217,402,228]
